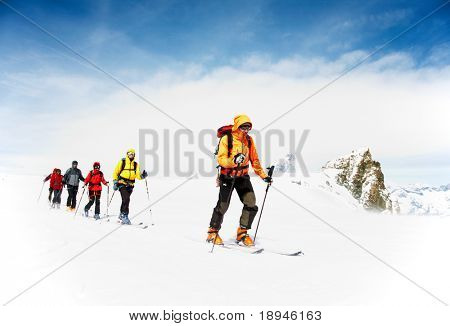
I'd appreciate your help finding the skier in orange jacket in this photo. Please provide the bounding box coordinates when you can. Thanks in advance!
[207,114,272,246]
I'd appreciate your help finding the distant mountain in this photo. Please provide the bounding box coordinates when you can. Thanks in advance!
[388,184,450,216]
[275,154,296,174]
[280,149,449,216]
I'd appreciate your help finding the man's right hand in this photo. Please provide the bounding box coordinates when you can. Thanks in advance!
[113,180,119,191]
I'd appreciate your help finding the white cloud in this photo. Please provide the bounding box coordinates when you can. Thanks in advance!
[1,51,450,184]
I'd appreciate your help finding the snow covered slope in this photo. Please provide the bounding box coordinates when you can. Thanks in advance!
[388,184,450,216]
[1,173,449,305]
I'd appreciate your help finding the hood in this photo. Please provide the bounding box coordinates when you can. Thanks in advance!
[127,148,136,154]
[232,114,252,132]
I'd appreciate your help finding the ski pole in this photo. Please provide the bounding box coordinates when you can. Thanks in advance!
[253,165,275,244]
[144,178,155,226]
[74,186,87,217]
[106,185,110,217]
[211,163,240,253]
[108,189,116,207]
[37,181,45,203]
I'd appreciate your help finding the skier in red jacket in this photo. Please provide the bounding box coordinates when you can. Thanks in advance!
[83,162,109,219]
[43,168,63,208]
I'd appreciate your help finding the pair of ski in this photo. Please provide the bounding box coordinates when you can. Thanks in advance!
[75,210,150,229]
[103,217,149,229]
[216,241,304,256]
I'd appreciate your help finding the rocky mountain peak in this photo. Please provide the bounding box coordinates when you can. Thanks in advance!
[323,148,393,212]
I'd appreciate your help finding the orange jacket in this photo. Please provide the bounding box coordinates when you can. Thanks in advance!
[217,114,268,179]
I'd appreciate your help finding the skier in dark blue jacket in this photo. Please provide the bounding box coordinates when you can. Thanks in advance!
[63,160,85,211]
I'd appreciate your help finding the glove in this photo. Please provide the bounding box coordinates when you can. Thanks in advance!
[233,153,246,165]
[141,170,148,179]
[263,176,273,184]
[113,180,119,191]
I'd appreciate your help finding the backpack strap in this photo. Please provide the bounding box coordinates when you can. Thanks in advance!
[118,158,137,178]
[226,132,233,157]
[89,170,103,185]
[214,131,233,158]
[117,158,126,179]
[246,135,252,150]
[217,133,251,158]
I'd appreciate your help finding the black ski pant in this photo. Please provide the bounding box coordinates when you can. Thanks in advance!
[66,185,79,209]
[52,189,62,204]
[85,190,101,215]
[48,188,53,202]
[210,174,258,230]
[119,185,134,215]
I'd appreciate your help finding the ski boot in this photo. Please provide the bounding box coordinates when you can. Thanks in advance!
[56,203,60,209]
[94,213,100,220]
[121,214,131,225]
[51,203,55,209]
[206,227,223,245]
[84,208,89,217]
[236,227,254,247]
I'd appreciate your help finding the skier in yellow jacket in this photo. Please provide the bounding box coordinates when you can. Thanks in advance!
[112,148,148,224]
[207,114,272,246]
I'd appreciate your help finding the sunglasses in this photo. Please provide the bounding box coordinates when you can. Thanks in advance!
[94,166,100,169]
[239,125,251,131]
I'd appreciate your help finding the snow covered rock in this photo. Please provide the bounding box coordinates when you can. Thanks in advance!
[322,148,392,212]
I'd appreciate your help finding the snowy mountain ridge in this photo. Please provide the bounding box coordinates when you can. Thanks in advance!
[276,148,450,216]
[388,183,450,216]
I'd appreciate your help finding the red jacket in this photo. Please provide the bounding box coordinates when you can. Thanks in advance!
[45,169,63,190]
[84,170,108,191]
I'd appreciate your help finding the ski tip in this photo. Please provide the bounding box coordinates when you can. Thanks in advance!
[287,251,304,256]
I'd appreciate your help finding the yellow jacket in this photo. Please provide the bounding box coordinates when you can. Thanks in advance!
[112,156,142,184]
[217,114,268,179]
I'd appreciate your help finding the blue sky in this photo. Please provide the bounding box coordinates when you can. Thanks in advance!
[1,0,450,185]
[1,0,449,74]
